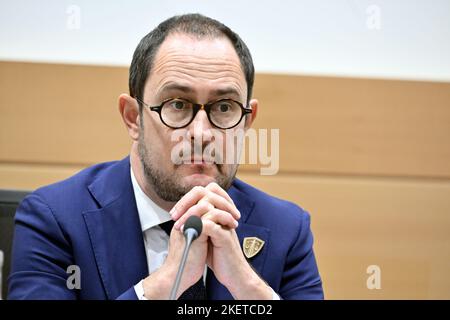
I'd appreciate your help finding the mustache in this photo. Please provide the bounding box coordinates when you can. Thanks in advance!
[175,140,224,164]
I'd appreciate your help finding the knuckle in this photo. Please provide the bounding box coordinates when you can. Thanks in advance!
[187,206,201,216]
[201,195,210,203]
[204,189,216,200]
[209,209,220,218]
[202,211,212,220]
[207,182,219,189]
[198,201,211,212]
[201,219,213,231]
[192,186,205,194]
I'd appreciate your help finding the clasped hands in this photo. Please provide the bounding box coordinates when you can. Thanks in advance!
[142,182,273,300]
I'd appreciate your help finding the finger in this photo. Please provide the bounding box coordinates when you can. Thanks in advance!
[199,190,241,220]
[205,182,234,205]
[201,219,233,248]
[203,209,239,230]
[201,219,226,238]
[174,201,213,230]
[170,186,206,220]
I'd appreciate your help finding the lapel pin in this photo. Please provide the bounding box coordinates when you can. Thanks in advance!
[243,237,265,259]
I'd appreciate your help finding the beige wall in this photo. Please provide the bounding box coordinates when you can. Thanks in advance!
[1,61,449,299]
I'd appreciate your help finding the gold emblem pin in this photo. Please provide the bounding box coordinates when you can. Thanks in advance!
[243,237,265,259]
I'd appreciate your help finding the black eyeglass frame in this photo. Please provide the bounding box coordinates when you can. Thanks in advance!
[135,97,252,129]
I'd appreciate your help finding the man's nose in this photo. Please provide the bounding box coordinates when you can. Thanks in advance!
[188,108,213,142]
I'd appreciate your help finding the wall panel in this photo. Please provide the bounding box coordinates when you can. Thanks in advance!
[1,61,449,299]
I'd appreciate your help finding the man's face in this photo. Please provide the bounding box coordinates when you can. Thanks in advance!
[138,33,251,202]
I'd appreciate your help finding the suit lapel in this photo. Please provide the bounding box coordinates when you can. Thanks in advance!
[207,180,271,300]
[82,157,148,299]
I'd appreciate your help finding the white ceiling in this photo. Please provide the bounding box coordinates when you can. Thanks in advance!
[1,0,449,82]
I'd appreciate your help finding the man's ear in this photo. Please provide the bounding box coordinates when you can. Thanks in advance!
[118,93,140,141]
[244,98,258,130]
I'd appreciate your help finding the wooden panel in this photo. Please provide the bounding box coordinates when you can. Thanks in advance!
[244,74,450,178]
[0,163,83,191]
[1,61,450,178]
[1,61,450,299]
[0,61,130,165]
[237,172,450,299]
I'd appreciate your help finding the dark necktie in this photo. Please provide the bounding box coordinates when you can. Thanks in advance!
[159,220,207,300]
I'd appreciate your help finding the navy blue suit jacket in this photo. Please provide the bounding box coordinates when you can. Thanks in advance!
[8,157,323,299]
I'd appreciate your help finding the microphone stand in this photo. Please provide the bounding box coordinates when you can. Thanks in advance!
[169,216,202,300]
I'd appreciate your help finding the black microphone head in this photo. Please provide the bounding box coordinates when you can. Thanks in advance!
[184,215,203,239]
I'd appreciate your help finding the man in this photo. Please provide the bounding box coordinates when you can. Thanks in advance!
[8,14,323,300]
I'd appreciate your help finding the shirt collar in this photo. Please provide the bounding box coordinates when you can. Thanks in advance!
[130,165,172,232]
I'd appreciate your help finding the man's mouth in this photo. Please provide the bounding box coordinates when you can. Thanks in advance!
[176,155,224,175]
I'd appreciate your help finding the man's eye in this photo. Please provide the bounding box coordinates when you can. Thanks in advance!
[217,103,231,112]
[170,100,186,110]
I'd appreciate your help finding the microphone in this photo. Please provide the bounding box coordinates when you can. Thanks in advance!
[169,215,203,300]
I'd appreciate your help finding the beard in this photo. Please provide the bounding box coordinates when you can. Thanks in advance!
[137,132,237,202]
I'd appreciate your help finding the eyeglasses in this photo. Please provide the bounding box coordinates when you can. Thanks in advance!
[135,97,252,129]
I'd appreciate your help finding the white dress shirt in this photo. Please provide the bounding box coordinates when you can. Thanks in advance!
[130,166,279,300]
[130,166,173,300]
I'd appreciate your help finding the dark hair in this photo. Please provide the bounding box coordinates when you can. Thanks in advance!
[129,13,255,113]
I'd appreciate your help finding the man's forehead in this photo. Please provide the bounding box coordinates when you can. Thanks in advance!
[155,81,243,99]
[157,32,239,59]
[148,33,247,98]
[151,33,243,76]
